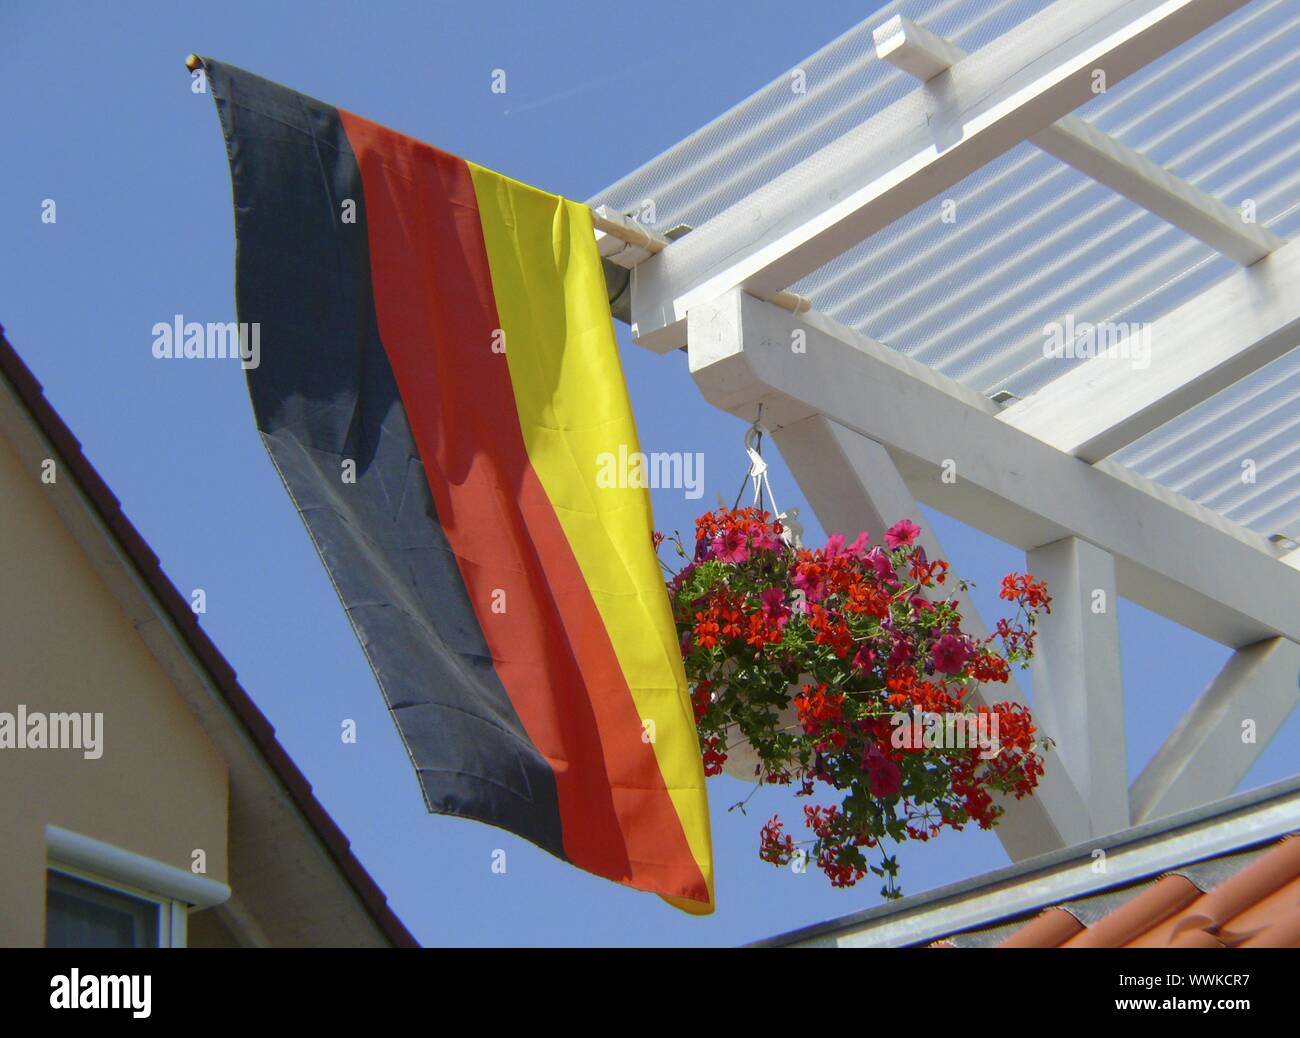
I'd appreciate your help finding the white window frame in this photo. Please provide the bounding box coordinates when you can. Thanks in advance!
[45,825,231,949]
[47,863,186,948]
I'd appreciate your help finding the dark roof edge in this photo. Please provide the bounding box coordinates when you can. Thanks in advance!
[753,774,1300,948]
[0,325,419,948]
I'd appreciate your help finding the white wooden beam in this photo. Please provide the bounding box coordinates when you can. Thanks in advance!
[871,15,964,83]
[1130,638,1300,823]
[686,290,1300,648]
[998,238,1300,462]
[1033,116,1282,266]
[1027,537,1130,837]
[632,0,1252,352]
[774,415,1091,856]
[875,15,1283,266]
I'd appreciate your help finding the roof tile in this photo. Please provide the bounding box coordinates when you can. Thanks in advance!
[997,907,1083,948]
[1062,875,1200,948]
[971,833,1300,948]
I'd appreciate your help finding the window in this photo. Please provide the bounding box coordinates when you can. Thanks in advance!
[45,871,162,949]
[43,826,230,949]
[45,866,187,948]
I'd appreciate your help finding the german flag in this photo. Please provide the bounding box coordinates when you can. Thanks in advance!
[200,59,712,911]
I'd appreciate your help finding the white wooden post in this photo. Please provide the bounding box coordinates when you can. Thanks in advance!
[1027,537,1130,837]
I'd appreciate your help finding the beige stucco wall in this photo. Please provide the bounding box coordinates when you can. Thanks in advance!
[0,434,228,946]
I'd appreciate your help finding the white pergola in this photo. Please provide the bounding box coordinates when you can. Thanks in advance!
[591,0,1300,860]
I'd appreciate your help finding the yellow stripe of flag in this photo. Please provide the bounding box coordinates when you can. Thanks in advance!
[468,163,714,912]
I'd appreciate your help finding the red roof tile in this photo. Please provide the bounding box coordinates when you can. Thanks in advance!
[1063,874,1200,947]
[988,834,1300,948]
[998,907,1084,948]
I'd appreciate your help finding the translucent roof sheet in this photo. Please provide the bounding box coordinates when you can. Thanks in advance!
[590,0,1300,538]
[591,0,1059,232]
[1116,348,1300,537]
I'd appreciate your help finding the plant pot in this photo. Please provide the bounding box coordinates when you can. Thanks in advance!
[721,674,812,781]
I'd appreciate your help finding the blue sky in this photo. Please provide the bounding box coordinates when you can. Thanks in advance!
[3,0,1296,946]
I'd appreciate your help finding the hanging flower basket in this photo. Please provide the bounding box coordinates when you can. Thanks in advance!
[662,506,1054,897]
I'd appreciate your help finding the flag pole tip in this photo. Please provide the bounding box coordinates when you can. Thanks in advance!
[185,54,202,72]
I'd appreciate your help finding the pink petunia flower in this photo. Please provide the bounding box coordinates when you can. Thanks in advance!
[930,632,974,675]
[759,586,791,627]
[792,564,827,603]
[863,748,902,797]
[885,519,922,549]
[712,528,749,564]
[887,634,913,668]
[851,644,876,673]
[865,546,895,581]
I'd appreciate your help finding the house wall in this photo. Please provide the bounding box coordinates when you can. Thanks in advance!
[0,434,229,946]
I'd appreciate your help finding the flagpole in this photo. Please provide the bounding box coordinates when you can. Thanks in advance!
[182,55,811,317]
[591,206,811,315]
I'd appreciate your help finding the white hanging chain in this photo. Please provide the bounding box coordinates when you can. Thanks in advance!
[738,414,803,549]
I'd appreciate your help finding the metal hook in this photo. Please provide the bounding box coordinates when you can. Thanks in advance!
[744,403,767,454]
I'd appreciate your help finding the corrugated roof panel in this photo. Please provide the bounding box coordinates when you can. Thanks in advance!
[589,0,1057,233]
[592,0,1300,538]
[1116,347,1300,537]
